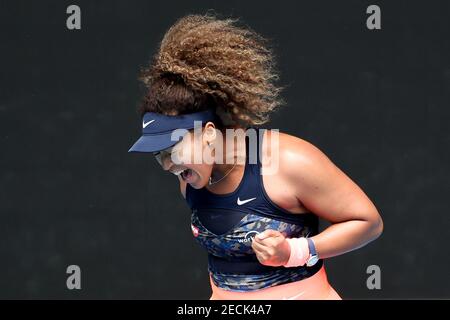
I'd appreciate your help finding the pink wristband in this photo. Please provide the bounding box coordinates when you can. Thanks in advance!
[283,237,310,267]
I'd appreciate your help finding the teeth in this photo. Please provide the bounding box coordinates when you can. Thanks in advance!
[172,169,185,176]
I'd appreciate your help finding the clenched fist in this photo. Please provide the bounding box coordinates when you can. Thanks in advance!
[251,229,291,267]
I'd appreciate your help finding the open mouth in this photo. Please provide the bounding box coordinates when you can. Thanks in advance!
[180,168,193,181]
[172,168,194,181]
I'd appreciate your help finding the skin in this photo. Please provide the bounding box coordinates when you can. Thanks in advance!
[157,122,384,267]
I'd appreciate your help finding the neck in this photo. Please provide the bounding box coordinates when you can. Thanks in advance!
[208,133,247,186]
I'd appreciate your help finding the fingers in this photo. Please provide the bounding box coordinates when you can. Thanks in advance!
[254,230,285,249]
[256,229,280,241]
[251,230,289,266]
[251,238,267,253]
[252,240,271,263]
[252,238,276,257]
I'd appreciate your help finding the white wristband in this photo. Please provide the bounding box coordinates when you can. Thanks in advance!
[283,237,310,268]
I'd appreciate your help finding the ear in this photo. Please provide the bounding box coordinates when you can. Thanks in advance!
[203,122,217,145]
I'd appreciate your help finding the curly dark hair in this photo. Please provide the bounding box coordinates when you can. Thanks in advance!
[137,13,284,128]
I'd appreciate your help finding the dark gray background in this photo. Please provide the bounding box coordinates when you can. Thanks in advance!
[0,0,449,299]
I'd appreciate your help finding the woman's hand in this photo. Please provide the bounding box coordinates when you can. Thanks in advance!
[251,229,291,267]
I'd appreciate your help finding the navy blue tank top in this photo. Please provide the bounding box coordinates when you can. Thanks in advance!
[185,128,323,292]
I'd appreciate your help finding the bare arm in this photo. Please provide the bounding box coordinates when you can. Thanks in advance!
[280,135,383,259]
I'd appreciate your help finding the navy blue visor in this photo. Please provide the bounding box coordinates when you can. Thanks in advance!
[128,109,218,153]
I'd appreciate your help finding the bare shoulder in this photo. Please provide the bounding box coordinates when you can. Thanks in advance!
[262,130,331,173]
[263,129,378,222]
[260,130,332,213]
[261,129,341,201]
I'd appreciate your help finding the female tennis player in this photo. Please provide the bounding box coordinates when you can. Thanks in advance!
[128,14,383,300]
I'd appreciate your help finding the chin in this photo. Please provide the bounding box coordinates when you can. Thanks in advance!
[191,178,208,189]
[189,182,201,189]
